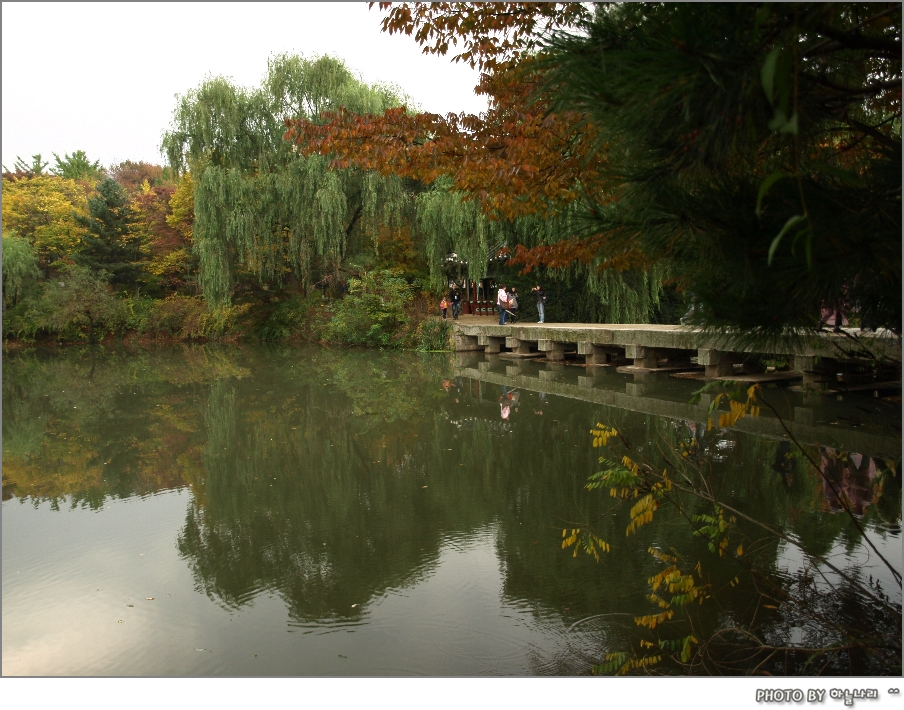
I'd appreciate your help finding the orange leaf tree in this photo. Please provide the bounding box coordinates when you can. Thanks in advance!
[285,3,669,322]
[290,2,901,333]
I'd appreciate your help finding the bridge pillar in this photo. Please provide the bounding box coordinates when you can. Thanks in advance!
[453,333,482,351]
[478,334,505,354]
[793,355,816,373]
[578,342,621,365]
[793,355,828,388]
[505,337,533,355]
[698,349,734,378]
[626,344,658,369]
[538,339,566,362]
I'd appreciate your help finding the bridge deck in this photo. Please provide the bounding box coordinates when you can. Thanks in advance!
[451,320,900,378]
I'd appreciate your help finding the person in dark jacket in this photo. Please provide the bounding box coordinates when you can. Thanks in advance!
[506,287,519,323]
[532,285,546,323]
[448,285,462,320]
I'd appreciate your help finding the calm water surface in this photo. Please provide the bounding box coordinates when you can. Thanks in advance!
[3,344,900,675]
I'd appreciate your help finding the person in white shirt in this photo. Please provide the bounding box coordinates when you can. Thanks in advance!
[497,284,509,325]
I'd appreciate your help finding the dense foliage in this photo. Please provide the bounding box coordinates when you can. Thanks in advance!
[3,59,442,345]
[537,2,901,334]
[161,54,417,308]
[5,5,899,344]
[293,2,901,334]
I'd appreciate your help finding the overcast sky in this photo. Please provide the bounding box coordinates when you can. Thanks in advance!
[1,2,488,171]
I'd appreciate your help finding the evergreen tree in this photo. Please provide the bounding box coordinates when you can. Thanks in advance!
[3,154,49,176]
[537,3,901,334]
[51,150,105,182]
[73,178,144,288]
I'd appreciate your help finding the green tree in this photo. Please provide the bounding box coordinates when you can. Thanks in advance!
[536,2,901,334]
[37,265,126,342]
[161,53,416,308]
[325,269,415,347]
[1,232,41,307]
[3,153,49,175]
[51,150,105,182]
[0,175,89,272]
[73,178,145,289]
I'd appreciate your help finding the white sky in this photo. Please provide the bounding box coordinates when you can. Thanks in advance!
[1,2,488,171]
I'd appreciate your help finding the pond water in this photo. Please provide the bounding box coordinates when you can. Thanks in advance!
[2,344,900,676]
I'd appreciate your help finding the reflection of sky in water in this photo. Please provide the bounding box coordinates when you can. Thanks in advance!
[3,495,600,676]
[3,346,900,676]
[774,531,902,605]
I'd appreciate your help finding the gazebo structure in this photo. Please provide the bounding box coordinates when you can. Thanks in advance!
[443,247,509,316]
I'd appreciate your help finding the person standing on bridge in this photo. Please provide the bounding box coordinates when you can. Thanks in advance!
[449,284,462,320]
[506,286,519,323]
[532,285,546,323]
[497,283,510,325]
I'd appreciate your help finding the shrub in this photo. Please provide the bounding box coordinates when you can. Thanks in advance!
[2,232,41,307]
[148,295,249,340]
[37,266,127,342]
[122,295,155,335]
[247,293,317,342]
[324,270,414,348]
[415,317,452,352]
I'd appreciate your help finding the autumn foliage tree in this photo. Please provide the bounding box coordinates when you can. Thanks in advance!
[131,177,196,295]
[285,3,667,321]
[288,2,901,332]
[1,174,90,273]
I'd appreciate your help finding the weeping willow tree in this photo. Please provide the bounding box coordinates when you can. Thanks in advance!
[416,177,496,289]
[161,54,415,307]
[2,232,41,307]
[416,178,670,323]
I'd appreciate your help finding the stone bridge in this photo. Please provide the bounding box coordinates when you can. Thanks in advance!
[452,322,901,381]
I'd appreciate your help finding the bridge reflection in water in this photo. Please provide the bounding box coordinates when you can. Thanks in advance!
[452,351,900,464]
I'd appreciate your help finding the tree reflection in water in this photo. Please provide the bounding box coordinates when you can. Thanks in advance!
[3,343,900,673]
